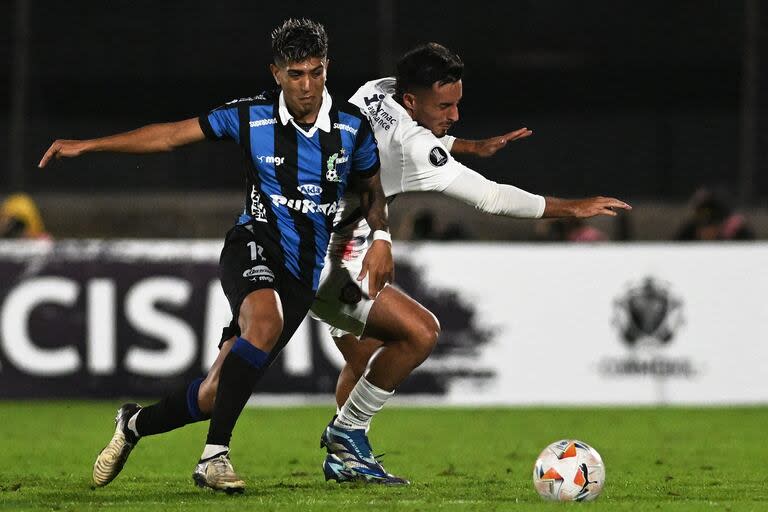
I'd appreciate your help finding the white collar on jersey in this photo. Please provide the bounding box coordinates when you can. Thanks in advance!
[278,87,332,137]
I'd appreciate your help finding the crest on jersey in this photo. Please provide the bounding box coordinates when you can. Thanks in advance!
[429,146,448,167]
[326,148,349,182]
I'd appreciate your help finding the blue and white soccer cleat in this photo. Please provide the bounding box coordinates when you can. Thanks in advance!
[322,453,355,482]
[320,423,409,485]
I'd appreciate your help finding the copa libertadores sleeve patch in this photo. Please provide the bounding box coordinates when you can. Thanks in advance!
[429,146,449,167]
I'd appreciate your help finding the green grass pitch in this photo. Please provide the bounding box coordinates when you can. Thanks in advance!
[0,402,766,511]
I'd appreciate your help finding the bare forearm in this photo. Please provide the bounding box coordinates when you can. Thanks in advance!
[542,196,632,218]
[541,197,580,218]
[361,189,389,232]
[84,122,192,154]
[357,174,389,232]
[39,117,205,168]
[356,171,394,296]
[450,138,478,155]
[450,128,532,158]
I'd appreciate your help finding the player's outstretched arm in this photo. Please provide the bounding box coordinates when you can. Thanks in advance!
[541,196,631,218]
[451,127,532,158]
[355,171,394,298]
[439,166,631,220]
[38,117,205,168]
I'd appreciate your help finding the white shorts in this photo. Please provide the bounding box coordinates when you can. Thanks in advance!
[310,251,375,338]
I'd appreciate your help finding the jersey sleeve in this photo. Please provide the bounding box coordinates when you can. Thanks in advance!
[400,131,467,192]
[441,167,546,218]
[439,134,456,151]
[402,130,545,218]
[350,118,380,178]
[198,104,240,142]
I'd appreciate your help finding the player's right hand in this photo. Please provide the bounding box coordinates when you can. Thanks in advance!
[38,139,89,168]
[571,197,632,218]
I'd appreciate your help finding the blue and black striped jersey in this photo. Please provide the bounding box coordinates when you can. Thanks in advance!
[199,88,380,291]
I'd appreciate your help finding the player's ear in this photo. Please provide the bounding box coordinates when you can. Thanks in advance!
[269,63,281,85]
[402,92,416,111]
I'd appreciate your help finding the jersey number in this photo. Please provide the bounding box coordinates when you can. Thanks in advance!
[247,241,265,261]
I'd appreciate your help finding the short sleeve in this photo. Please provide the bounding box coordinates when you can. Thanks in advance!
[439,134,456,152]
[401,131,465,192]
[198,104,240,142]
[351,119,380,178]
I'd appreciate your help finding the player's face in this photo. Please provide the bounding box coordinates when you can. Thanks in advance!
[405,80,462,137]
[270,57,328,123]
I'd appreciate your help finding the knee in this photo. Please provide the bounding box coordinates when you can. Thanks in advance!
[238,311,283,350]
[407,313,440,362]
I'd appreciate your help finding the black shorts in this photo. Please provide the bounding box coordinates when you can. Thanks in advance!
[218,224,315,364]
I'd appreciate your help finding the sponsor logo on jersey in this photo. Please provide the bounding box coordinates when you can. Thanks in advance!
[363,93,385,106]
[225,94,266,105]
[250,186,268,223]
[429,146,449,167]
[249,118,278,128]
[369,109,396,131]
[298,184,323,197]
[242,265,275,283]
[270,195,339,216]
[256,155,284,166]
[333,122,358,135]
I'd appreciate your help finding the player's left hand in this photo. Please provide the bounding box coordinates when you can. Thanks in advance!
[358,240,394,298]
[474,127,532,157]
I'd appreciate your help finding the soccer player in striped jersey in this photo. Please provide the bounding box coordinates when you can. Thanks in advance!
[39,19,393,493]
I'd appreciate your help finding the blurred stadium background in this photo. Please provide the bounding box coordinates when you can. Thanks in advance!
[1,0,765,240]
[1,2,767,509]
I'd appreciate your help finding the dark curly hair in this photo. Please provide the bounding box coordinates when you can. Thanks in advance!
[271,18,328,66]
[395,43,463,101]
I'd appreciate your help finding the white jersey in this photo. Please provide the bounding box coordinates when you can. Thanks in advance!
[328,77,546,262]
[314,78,546,337]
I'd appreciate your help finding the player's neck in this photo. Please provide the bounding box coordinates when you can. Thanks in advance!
[290,109,318,125]
[285,99,320,125]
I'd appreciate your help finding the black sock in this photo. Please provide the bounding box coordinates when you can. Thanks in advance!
[206,337,269,447]
[135,377,209,437]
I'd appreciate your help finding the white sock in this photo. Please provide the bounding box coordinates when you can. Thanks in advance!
[334,376,394,431]
[201,444,229,460]
[127,411,141,439]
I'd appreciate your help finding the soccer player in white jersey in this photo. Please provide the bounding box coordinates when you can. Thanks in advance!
[310,43,631,484]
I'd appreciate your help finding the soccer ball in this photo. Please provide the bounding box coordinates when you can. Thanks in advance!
[532,439,605,501]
